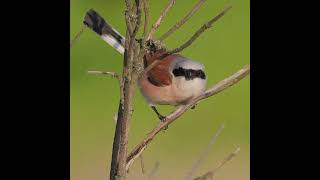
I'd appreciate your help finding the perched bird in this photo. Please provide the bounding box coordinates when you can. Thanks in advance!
[84,9,207,121]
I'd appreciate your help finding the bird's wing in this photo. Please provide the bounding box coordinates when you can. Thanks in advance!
[145,52,174,87]
[147,60,173,87]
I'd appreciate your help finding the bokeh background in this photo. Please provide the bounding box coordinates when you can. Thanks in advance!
[70,0,250,179]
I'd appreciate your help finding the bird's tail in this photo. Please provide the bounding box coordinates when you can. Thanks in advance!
[83,9,125,54]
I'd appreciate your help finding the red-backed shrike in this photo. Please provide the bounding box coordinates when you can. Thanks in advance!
[84,10,207,121]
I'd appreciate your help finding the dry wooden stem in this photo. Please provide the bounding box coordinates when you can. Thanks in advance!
[159,0,207,41]
[160,5,232,60]
[142,0,150,41]
[184,124,225,180]
[70,25,86,48]
[126,65,250,171]
[193,147,241,180]
[139,155,145,174]
[109,1,142,179]
[87,70,120,79]
[146,0,176,40]
[147,161,160,180]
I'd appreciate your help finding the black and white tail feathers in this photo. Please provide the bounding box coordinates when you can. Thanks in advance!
[84,9,125,54]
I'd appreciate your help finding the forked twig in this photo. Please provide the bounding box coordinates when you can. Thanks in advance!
[161,5,232,60]
[193,147,241,180]
[159,0,207,41]
[184,124,225,180]
[146,0,176,40]
[147,161,160,180]
[87,69,124,120]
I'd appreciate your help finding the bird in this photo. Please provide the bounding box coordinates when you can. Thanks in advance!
[83,9,207,122]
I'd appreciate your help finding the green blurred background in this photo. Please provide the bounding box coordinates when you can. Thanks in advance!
[70,0,250,179]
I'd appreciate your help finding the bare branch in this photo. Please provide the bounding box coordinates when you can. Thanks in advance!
[159,0,207,41]
[132,0,143,37]
[147,161,160,180]
[139,155,145,174]
[124,0,135,36]
[109,1,142,179]
[160,5,232,59]
[125,10,134,37]
[142,0,150,41]
[137,58,160,79]
[125,0,132,10]
[126,65,250,170]
[213,147,240,173]
[193,171,213,180]
[146,0,176,40]
[87,70,120,79]
[127,0,142,57]
[88,69,124,123]
[184,124,225,180]
[193,147,241,180]
[70,25,86,48]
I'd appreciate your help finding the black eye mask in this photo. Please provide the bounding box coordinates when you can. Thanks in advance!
[172,67,206,80]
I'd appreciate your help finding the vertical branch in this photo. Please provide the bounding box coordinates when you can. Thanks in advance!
[110,1,143,180]
[109,101,125,180]
[142,0,149,41]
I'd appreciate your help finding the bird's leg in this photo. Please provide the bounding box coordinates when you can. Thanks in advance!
[150,106,169,131]
[151,106,166,122]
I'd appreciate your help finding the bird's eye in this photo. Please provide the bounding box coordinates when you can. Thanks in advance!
[198,70,206,79]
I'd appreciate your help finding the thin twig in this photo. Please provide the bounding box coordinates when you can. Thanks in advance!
[87,70,120,79]
[160,5,232,60]
[139,155,145,174]
[147,161,160,180]
[193,171,213,180]
[70,25,86,48]
[184,124,225,180]
[159,0,207,41]
[142,0,150,41]
[137,58,160,79]
[88,70,123,104]
[193,147,241,180]
[126,65,250,170]
[146,0,176,40]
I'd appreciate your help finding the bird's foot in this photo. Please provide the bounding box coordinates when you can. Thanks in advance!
[158,116,168,131]
[158,114,166,122]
